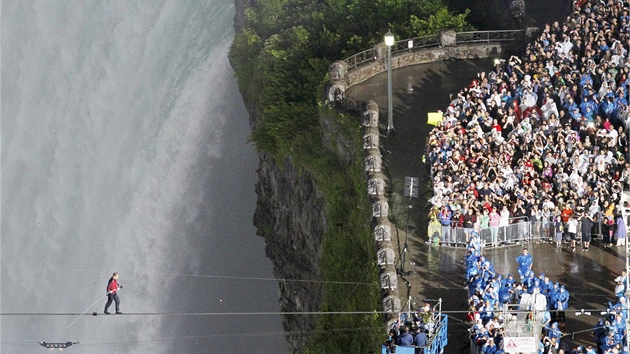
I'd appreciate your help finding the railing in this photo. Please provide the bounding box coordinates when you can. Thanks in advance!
[531,219,605,243]
[434,217,530,248]
[390,34,440,55]
[382,315,448,354]
[342,29,525,70]
[456,29,525,43]
[430,215,613,248]
[344,48,377,69]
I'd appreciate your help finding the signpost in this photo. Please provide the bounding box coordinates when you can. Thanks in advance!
[399,177,419,276]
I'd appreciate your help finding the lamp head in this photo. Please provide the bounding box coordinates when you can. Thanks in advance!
[385,31,395,47]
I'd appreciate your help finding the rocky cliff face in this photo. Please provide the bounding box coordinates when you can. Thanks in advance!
[233,0,331,351]
[253,153,326,353]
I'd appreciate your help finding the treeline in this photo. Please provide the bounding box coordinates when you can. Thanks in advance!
[230,0,472,160]
[229,0,472,352]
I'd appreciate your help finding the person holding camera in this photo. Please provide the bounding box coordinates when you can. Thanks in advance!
[383,329,397,353]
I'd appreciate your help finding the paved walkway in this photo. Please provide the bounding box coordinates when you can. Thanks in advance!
[346,58,627,352]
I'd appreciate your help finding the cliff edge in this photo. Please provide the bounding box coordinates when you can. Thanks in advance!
[253,152,326,352]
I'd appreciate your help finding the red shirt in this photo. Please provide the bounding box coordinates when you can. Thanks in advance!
[561,208,573,223]
[107,278,119,294]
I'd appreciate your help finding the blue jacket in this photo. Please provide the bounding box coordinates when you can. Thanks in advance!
[580,99,598,116]
[549,285,560,309]
[541,280,553,296]
[413,331,427,347]
[438,210,452,226]
[397,332,413,346]
[516,254,533,277]
[499,285,511,303]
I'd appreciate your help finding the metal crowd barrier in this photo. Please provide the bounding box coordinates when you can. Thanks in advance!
[431,214,611,248]
[435,217,530,248]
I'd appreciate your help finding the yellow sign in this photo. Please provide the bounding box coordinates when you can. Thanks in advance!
[427,112,443,126]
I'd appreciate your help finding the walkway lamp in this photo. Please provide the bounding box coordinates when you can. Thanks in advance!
[385,31,395,134]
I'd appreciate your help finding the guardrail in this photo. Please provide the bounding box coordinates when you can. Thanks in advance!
[382,315,448,354]
[345,48,377,69]
[456,29,524,43]
[342,29,525,70]
[390,34,440,55]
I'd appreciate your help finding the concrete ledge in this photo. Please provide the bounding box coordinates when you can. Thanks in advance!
[346,42,505,88]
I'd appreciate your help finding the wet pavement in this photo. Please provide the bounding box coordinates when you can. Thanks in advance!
[346,58,627,352]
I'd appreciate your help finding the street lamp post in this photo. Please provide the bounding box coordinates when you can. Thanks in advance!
[385,31,395,134]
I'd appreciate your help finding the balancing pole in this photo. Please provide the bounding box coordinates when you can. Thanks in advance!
[66,290,118,329]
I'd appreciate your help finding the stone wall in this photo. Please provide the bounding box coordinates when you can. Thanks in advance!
[362,101,402,328]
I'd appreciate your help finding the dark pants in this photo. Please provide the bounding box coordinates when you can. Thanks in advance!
[105,293,120,312]
[557,310,566,324]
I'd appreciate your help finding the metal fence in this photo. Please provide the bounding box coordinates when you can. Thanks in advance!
[431,214,612,249]
[389,34,440,55]
[342,29,525,70]
[382,315,448,354]
[344,47,377,69]
[434,217,530,248]
[455,30,525,43]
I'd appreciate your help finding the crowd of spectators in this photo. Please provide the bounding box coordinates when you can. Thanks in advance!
[426,1,630,352]
[426,0,630,251]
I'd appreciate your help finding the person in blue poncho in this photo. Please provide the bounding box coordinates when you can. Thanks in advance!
[498,283,511,306]
[615,89,628,107]
[541,275,553,297]
[610,313,626,339]
[515,248,533,279]
[529,277,541,295]
[556,285,569,327]
[502,274,515,288]
[549,283,560,318]
[548,322,562,349]
[484,286,499,308]
[563,95,578,113]
[480,261,496,285]
[599,92,618,119]
[580,96,599,118]
[599,330,617,353]
[540,310,551,336]
[480,300,495,325]
[522,270,535,292]
[616,297,628,321]
[579,73,593,89]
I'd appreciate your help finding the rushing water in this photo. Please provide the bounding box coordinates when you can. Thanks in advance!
[1,1,286,353]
